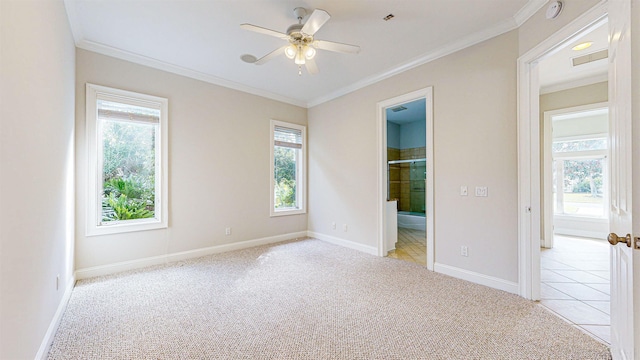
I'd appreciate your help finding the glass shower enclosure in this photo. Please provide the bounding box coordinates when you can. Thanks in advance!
[387,159,426,214]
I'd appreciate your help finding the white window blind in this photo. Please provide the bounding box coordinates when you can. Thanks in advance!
[97,100,160,124]
[274,125,302,149]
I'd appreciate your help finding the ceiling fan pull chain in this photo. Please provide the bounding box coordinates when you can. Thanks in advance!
[298,65,302,76]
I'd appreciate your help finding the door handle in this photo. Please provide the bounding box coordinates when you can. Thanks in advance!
[607,233,632,247]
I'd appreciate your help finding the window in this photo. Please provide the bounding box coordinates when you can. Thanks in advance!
[270,120,306,216]
[552,136,607,218]
[86,84,168,236]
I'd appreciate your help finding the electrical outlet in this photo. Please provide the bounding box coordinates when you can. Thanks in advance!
[475,186,488,197]
[460,186,468,196]
[332,222,336,230]
[225,227,231,236]
[343,224,348,232]
[461,246,468,257]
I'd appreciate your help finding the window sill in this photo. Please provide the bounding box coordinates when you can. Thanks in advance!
[86,219,167,237]
[270,209,306,217]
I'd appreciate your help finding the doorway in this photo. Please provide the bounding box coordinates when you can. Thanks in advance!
[536,20,611,344]
[518,0,636,356]
[386,99,427,265]
[377,87,434,270]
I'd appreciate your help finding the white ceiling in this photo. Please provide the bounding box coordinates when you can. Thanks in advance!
[64,0,548,107]
[539,20,608,93]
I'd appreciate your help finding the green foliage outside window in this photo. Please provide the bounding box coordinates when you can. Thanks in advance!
[563,159,603,196]
[101,120,156,222]
[274,146,297,209]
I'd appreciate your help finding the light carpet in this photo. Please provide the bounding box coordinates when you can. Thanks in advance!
[48,238,611,359]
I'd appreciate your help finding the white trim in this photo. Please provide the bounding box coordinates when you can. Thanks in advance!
[308,18,519,108]
[543,108,554,248]
[75,40,308,108]
[554,133,608,141]
[62,0,83,44]
[64,0,546,110]
[554,214,609,239]
[36,275,76,360]
[517,1,607,300]
[308,231,378,256]
[514,0,549,26]
[75,231,307,279]
[85,84,169,236]
[269,120,307,217]
[540,73,608,94]
[434,263,519,295]
[376,87,434,270]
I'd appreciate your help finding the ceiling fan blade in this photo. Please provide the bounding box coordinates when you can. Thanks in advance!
[254,45,287,65]
[305,58,319,75]
[301,9,330,36]
[240,24,289,40]
[314,40,361,54]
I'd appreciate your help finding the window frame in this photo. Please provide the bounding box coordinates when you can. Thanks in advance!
[269,119,306,217]
[86,83,168,236]
[552,134,608,219]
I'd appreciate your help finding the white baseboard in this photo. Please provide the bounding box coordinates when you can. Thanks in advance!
[434,263,519,295]
[307,231,378,256]
[75,231,308,280]
[36,274,76,360]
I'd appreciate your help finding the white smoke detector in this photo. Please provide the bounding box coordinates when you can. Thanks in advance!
[546,1,563,20]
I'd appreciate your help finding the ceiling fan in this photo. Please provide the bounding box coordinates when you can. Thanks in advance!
[240,7,361,75]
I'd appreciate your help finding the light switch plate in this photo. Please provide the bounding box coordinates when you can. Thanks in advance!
[460,186,468,196]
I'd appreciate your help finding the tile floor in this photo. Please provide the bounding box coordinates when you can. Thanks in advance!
[540,235,610,344]
[387,227,426,266]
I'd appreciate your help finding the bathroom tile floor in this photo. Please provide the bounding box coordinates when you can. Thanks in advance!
[540,235,610,344]
[387,227,426,266]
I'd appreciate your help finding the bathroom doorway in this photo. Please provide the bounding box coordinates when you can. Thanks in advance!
[377,87,434,269]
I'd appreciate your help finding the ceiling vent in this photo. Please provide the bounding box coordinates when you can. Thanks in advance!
[572,49,608,67]
[390,105,407,112]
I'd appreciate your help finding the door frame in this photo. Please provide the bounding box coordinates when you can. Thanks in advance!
[377,87,434,270]
[517,2,608,300]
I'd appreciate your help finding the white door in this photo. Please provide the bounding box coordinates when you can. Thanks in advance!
[607,0,635,358]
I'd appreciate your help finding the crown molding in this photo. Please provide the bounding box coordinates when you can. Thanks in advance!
[63,0,84,44]
[307,16,519,107]
[64,0,549,109]
[75,40,308,108]
[514,0,549,26]
[307,0,547,107]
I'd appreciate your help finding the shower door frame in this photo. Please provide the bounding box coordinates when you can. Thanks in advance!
[376,87,434,270]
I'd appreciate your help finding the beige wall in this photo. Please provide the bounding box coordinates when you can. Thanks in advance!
[0,0,76,358]
[309,30,519,282]
[540,82,608,114]
[75,50,307,270]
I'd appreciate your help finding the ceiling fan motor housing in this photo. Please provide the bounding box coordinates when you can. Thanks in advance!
[287,24,313,45]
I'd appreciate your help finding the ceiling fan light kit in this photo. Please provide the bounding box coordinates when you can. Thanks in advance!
[240,7,360,76]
